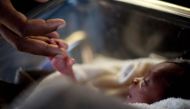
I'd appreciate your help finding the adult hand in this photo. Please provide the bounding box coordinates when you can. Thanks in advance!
[0,0,67,56]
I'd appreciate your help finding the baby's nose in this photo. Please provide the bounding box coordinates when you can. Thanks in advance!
[132,77,143,84]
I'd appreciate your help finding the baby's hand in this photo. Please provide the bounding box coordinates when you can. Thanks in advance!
[50,55,75,80]
[48,39,76,80]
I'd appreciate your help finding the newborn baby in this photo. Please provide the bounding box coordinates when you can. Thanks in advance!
[50,53,190,104]
[126,59,190,104]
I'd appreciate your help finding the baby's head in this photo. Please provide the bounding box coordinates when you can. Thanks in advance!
[126,59,190,104]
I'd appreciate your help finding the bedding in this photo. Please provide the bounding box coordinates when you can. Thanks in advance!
[128,97,190,109]
[29,56,190,109]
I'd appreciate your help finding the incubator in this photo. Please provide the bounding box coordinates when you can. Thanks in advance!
[1,0,190,108]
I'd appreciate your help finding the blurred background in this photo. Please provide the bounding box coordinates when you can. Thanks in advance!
[1,0,190,82]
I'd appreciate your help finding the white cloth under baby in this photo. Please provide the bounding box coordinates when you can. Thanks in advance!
[128,97,190,109]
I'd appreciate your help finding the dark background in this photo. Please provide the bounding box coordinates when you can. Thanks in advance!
[11,0,41,14]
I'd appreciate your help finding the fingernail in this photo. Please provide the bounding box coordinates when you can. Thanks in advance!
[46,19,65,30]
[57,23,66,30]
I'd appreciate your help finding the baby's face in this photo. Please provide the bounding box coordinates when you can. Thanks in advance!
[126,62,184,104]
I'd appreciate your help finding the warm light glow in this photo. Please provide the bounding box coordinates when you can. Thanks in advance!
[116,0,190,18]
[65,31,87,52]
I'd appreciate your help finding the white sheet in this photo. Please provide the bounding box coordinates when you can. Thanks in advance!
[128,98,190,109]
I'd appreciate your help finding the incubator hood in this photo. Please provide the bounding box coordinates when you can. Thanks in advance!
[26,0,190,59]
[1,0,190,81]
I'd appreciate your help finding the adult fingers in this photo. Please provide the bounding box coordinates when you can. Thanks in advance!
[22,19,65,36]
[0,25,67,56]
[29,36,68,49]
[51,38,68,49]
[17,37,67,56]
[46,31,60,38]
[0,1,65,37]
